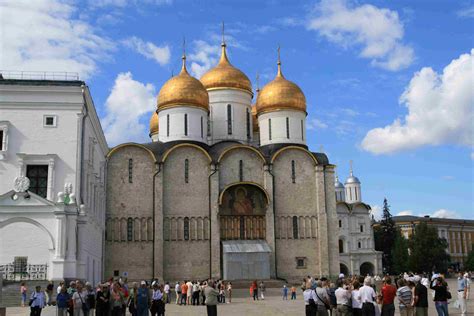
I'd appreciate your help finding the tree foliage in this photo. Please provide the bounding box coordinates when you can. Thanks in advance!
[375,198,398,274]
[392,229,409,274]
[466,248,474,271]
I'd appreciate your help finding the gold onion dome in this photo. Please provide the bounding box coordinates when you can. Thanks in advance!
[200,43,253,95]
[157,55,209,111]
[256,55,306,115]
[149,111,159,136]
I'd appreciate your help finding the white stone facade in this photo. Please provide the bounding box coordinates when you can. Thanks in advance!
[258,110,306,146]
[158,106,208,143]
[0,78,108,283]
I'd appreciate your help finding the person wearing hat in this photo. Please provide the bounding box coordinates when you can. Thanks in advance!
[150,281,164,316]
[136,281,149,316]
[30,285,46,316]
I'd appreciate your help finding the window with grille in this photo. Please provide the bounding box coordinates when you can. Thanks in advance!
[184,159,189,183]
[292,216,298,239]
[268,119,272,140]
[286,117,290,138]
[167,115,170,137]
[184,217,190,240]
[291,160,296,183]
[127,218,133,241]
[246,109,251,140]
[239,160,243,182]
[227,104,232,135]
[13,257,27,273]
[128,159,133,183]
[296,257,306,268]
[26,165,48,198]
[184,114,188,136]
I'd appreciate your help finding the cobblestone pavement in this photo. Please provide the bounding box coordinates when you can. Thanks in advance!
[6,280,474,316]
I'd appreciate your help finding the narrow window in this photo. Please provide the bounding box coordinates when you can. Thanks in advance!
[26,165,48,198]
[339,239,344,253]
[358,241,361,249]
[349,188,352,200]
[291,160,296,183]
[286,117,290,139]
[0,130,3,150]
[227,104,232,135]
[339,220,342,228]
[292,216,298,239]
[184,159,189,183]
[128,159,133,183]
[200,116,203,138]
[184,217,190,240]
[360,225,364,233]
[246,109,251,140]
[127,218,133,241]
[355,188,358,200]
[239,160,243,182]
[301,120,304,141]
[207,118,211,136]
[268,118,272,140]
[166,114,170,137]
[184,114,188,136]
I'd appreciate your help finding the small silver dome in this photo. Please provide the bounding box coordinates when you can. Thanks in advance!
[345,176,360,184]
[335,181,345,189]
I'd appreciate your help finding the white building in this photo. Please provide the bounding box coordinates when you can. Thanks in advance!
[0,73,108,283]
[335,163,382,276]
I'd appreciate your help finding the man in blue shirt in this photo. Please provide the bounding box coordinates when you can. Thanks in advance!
[458,272,468,316]
[30,285,46,316]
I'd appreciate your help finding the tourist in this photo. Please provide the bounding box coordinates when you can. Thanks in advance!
[359,277,377,316]
[72,281,89,316]
[20,282,27,307]
[150,282,164,316]
[315,280,331,316]
[351,281,363,316]
[430,276,449,316]
[56,281,64,295]
[128,282,138,316]
[381,276,396,316]
[259,281,266,300]
[192,281,200,305]
[174,282,180,304]
[457,272,468,315]
[219,282,226,303]
[186,280,193,305]
[335,279,351,316]
[227,282,232,303]
[110,282,126,316]
[464,272,471,300]
[291,285,297,300]
[85,282,95,315]
[282,284,289,300]
[29,285,46,316]
[46,281,54,305]
[95,284,110,316]
[327,281,338,314]
[136,281,150,316]
[164,281,170,304]
[204,280,219,316]
[396,278,413,316]
[413,276,428,316]
[252,280,258,301]
[303,280,317,316]
[201,281,207,305]
[180,281,188,305]
[56,286,70,316]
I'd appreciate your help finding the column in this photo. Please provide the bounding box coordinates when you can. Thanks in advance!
[264,164,276,278]
[154,163,164,279]
[54,214,67,259]
[66,213,77,261]
[209,164,221,279]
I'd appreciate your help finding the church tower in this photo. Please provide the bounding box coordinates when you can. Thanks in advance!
[256,48,307,146]
[200,24,253,144]
[335,174,345,202]
[156,52,209,144]
[344,161,362,203]
[149,111,159,142]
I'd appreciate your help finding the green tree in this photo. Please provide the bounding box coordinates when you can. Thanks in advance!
[408,222,450,273]
[466,248,474,271]
[377,198,397,274]
[392,229,409,274]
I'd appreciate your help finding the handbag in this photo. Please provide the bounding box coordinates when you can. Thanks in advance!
[315,289,330,310]
[78,292,90,314]
[446,291,452,300]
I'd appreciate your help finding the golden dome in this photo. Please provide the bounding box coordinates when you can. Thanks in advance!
[256,59,306,115]
[157,56,209,111]
[149,111,159,136]
[251,104,258,132]
[200,43,253,95]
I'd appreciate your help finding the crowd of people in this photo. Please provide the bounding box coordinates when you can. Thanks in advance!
[301,271,471,316]
[20,270,471,316]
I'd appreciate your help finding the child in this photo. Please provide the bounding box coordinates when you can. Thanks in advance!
[290,285,297,300]
[282,284,288,300]
[20,282,27,307]
[219,285,226,303]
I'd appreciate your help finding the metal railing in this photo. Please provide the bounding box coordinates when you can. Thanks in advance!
[0,70,79,81]
[0,264,48,281]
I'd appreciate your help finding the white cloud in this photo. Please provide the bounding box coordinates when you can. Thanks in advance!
[456,5,474,18]
[123,37,170,66]
[307,118,328,130]
[361,50,473,154]
[397,210,413,216]
[101,72,156,145]
[0,0,113,79]
[370,205,382,220]
[307,0,414,71]
[89,0,172,7]
[431,209,460,219]
[341,108,359,117]
[188,40,220,78]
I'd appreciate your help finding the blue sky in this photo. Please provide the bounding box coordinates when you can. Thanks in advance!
[2,0,473,219]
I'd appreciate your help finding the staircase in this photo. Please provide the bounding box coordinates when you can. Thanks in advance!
[1,280,50,308]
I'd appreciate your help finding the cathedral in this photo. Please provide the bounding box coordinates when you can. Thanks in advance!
[105,39,341,282]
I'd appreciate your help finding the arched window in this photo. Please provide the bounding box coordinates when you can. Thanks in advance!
[291,160,296,183]
[184,114,188,136]
[200,116,203,138]
[292,216,298,239]
[268,118,272,140]
[127,218,133,241]
[246,108,251,140]
[128,159,133,183]
[184,217,190,240]
[358,241,361,248]
[286,117,290,139]
[339,239,344,253]
[239,160,243,182]
[184,159,189,183]
[227,104,232,135]
[166,114,170,137]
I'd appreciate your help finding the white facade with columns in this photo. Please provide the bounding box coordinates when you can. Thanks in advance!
[0,76,108,283]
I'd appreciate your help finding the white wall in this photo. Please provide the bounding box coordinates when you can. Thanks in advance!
[208,89,253,144]
[258,110,306,146]
[345,183,361,203]
[158,106,208,144]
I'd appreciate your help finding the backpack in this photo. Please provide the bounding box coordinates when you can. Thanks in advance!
[328,288,337,306]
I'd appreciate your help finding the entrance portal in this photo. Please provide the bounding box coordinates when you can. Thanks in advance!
[222,240,271,280]
[360,262,375,276]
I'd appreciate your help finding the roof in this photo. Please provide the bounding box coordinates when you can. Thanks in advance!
[0,79,85,87]
[392,215,474,225]
[222,240,272,253]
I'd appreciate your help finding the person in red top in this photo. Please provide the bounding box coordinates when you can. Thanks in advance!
[180,282,188,305]
[381,276,397,316]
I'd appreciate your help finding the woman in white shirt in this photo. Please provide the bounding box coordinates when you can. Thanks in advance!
[351,281,363,316]
[303,281,317,316]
